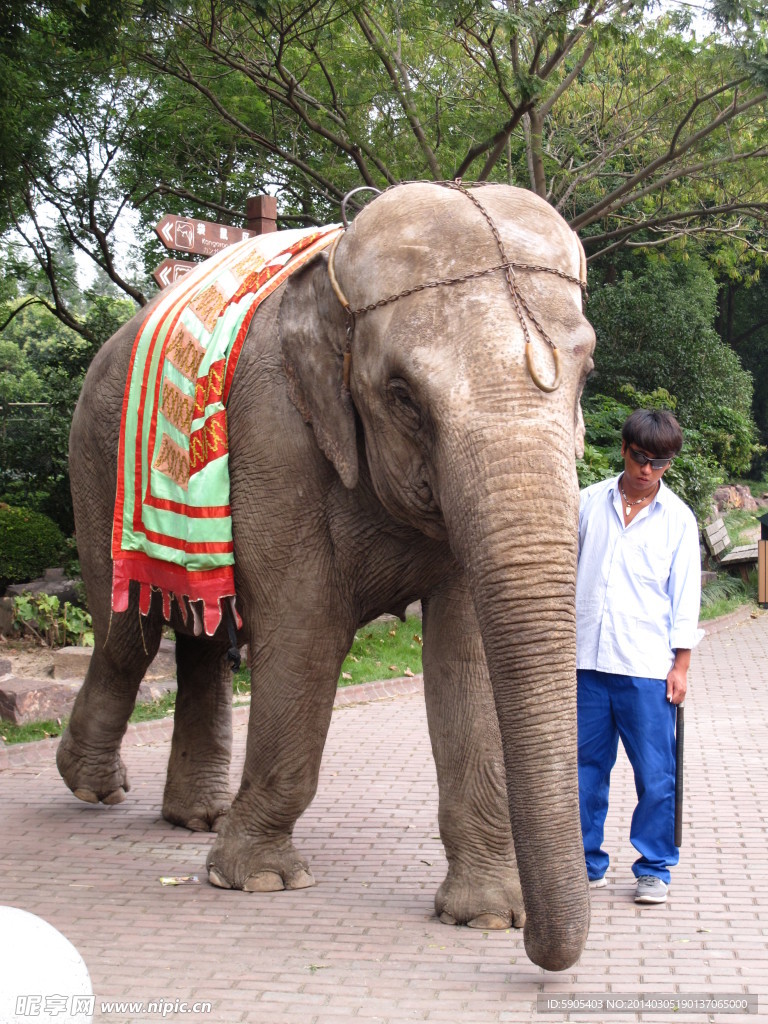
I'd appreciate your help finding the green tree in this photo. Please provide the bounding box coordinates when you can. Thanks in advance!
[587,253,753,416]
[1,0,766,514]
[0,293,134,530]
[717,273,768,448]
[2,0,768,329]
[585,253,762,478]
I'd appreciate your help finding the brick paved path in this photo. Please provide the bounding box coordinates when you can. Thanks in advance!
[1,610,766,1024]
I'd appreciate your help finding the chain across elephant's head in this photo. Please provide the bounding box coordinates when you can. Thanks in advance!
[326,179,588,394]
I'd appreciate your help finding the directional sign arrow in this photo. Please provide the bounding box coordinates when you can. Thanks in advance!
[152,257,196,289]
[154,213,253,257]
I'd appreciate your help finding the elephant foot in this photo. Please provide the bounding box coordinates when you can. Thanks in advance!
[162,788,231,833]
[206,831,315,892]
[435,863,525,930]
[56,728,131,806]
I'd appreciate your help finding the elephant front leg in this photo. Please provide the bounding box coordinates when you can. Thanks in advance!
[162,633,234,832]
[422,581,525,930]
[206,620,349,892]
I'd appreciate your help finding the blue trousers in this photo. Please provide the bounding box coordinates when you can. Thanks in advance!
[577,669,679,884]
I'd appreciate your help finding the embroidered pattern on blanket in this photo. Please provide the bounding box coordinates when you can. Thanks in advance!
[112,224,343,635]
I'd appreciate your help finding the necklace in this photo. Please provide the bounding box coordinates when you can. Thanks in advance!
[619,477,656,517]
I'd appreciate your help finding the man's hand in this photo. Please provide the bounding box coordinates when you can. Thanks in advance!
[667,648,691,705]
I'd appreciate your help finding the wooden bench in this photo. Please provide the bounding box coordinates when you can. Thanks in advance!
[702,518,758,582]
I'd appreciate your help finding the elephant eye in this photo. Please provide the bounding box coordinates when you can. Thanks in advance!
[386,377,421,429]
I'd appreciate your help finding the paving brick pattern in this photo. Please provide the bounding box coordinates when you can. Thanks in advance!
[1,610,766,1023]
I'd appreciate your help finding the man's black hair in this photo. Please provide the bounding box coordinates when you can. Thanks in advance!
[621,409,683,458]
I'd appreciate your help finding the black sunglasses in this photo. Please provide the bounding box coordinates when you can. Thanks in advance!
[628,446,673,470]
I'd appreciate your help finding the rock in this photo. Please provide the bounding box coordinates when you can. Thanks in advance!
[51,647,93,680]
[0,676,80,725]
[713,485,758,512]
[6,576,82,607]
[53,637,177,680]
[0,659,11,677]
[146,638,177,679]
[138,677,178,702]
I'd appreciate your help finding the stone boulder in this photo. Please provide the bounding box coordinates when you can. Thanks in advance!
[0,639,179,726]
[52,637,176,680]
[0,674,80,725]
[713,485,758,513]
[6,568,83,609]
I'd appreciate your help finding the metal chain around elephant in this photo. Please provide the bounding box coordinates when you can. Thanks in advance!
[327,179,586,394]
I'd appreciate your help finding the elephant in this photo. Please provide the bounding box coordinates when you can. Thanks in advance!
[57,181,596,972]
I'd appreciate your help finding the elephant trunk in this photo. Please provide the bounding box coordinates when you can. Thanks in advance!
[440,427,590,971]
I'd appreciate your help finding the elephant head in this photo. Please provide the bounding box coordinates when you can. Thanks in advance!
[279,182,595,971]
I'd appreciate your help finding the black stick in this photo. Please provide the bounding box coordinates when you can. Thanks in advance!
[674,704,685,847]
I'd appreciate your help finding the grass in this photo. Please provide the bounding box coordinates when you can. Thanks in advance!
[230,615,423,691]
[722,507,761,546]
[338,615,423,686]
[699,569,756,621]
[0,717,65,745]
[0,691,180,746]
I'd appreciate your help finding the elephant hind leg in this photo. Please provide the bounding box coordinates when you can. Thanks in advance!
[57,592,163,805]
[162,632,234,832]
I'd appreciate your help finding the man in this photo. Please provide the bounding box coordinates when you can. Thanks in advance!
[576,409,703,904]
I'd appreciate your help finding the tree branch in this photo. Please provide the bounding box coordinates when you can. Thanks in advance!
[731,316,768,346]
[570,87,768,229]
[0,297,45,333]
[352,8,441,178]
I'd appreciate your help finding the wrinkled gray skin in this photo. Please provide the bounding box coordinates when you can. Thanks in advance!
[58,183,595,971]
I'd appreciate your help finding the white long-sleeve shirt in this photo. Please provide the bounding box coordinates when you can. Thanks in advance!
[576,474,704,679]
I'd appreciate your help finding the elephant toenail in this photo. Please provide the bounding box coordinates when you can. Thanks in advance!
[467,913,511,930]
[73,788,99,804]
[102,788,127,805]
[207,868,233,889]
[286,869,315,890]
[243,871,285,892]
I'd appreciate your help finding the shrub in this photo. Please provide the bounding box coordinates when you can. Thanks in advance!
[586,254,754,424]
[698,406,764,478]
[576,442,615,488]
[0,504,65,590]
[12,593,94,647]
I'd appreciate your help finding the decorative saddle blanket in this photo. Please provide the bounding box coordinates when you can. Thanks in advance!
[111,223,342,636]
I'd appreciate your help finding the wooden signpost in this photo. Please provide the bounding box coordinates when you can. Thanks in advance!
[154,214,255,258]
[151,257,197,290]
[152,196,277,288]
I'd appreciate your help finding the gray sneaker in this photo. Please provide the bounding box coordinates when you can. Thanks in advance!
[589,876,607,889]
[635,875,668,903]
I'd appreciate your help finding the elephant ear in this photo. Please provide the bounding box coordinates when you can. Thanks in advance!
[279,252,359,490]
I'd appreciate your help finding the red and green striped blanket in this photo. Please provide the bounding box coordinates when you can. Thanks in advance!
[111,224,342,635]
